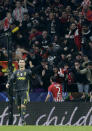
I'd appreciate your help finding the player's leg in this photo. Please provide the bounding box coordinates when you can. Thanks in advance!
[20,91,28,125]
[15,92,21,115]
[20,104,26,125]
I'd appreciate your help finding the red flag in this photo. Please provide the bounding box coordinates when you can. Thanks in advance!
[86,10,92,21]
[74,29,81,51]
[4,17,9,31]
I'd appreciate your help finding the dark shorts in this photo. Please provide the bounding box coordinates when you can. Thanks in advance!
[15,90,29,106]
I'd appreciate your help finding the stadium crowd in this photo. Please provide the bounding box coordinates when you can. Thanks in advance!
[0,0,92,101]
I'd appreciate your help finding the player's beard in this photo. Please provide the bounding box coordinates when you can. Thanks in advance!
[20,65,25,70]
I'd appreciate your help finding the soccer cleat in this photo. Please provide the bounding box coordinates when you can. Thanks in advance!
[22,121,26,126]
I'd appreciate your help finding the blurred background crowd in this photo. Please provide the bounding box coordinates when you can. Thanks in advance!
[0,0,92,102]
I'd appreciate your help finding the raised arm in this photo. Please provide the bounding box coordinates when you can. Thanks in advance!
[27,0,34,7]
[45,86,52,102]
[77,68,88,74]
[45,93,51,102]
[24,0,27,8]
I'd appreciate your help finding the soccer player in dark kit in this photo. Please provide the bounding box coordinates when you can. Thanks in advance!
[6,59,31,125]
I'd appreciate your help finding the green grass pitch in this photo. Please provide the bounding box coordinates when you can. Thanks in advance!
[0,126,92,131]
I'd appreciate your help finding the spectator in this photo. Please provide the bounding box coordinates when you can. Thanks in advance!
[13,0,28,22]
[81,22,92,55]
[47,12,61,36]
[35,59,53,91]
[37,30,51,48]
[30,70,43,92]
[3,12,13,31]
[60,11,69,37]
[87,41,92,60]
[75,61,90,100]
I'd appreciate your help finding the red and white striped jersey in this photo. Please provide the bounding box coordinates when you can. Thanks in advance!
[81,0,91,7]
[48,82,62,102]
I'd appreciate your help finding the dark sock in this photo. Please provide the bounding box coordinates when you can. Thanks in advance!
[21,107,26,123]
[19,107,21,116]
[18,107,21,117]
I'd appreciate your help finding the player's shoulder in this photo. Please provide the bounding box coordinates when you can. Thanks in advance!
[24,69,29,72]
[56,83,61,86]
[26,69,31,72]
[52,83,57,86]
[53,83,61,87]
[25,69,30,71]
[15,69,21,73]
[25,69,32,74]
[49,83,54,88]
[55,83,60,86]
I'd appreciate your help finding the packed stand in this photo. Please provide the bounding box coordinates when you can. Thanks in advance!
[0,0,92,102]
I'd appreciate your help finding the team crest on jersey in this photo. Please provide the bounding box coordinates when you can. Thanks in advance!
[20,73,23,76]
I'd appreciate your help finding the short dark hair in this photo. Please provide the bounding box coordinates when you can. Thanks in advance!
[74,60,80,63]
[18,59,25,62]
[50,76,57,82]
[41,59,47,63]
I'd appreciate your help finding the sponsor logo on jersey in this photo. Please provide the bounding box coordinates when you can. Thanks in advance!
[17,77,26,80]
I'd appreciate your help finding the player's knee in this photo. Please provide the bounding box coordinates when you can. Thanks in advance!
[21,104,26,108]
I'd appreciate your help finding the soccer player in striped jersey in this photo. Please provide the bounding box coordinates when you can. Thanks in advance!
[45,76,63,102]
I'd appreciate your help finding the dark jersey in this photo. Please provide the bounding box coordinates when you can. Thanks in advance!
[8,69,31,91]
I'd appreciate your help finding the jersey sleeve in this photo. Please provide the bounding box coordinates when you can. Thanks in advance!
[48,85,52,92]
[7,71,16,84]
[48,85,52,96]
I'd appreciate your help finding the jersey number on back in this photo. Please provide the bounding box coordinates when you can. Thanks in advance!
[56,85,61,96]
